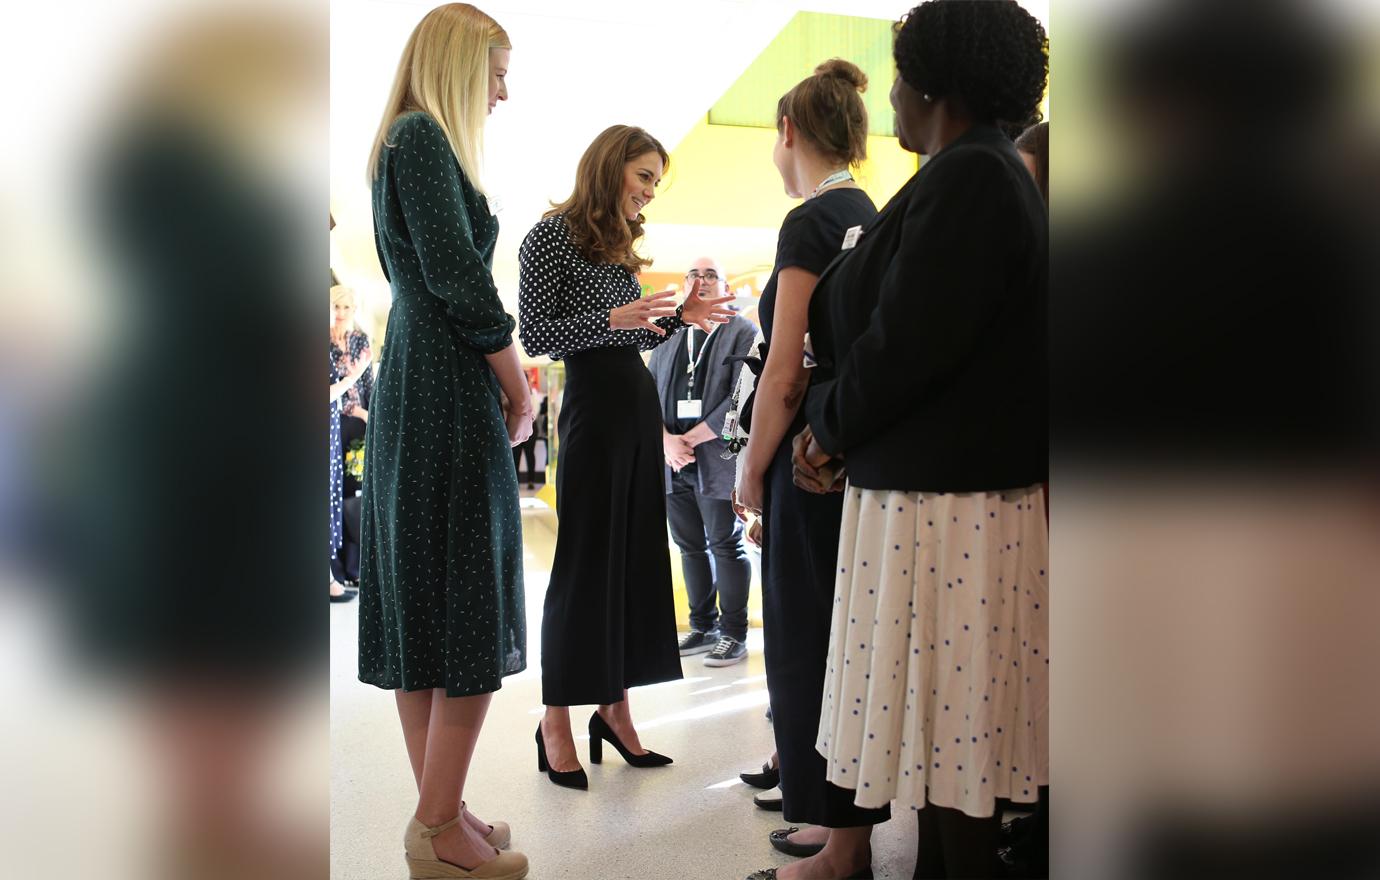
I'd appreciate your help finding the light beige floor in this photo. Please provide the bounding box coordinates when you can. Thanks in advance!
[331,502,925,880]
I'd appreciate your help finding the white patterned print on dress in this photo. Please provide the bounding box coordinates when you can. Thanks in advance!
[357,111,526,697]
[816,484,1048,819]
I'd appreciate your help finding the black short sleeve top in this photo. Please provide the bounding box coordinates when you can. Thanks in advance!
[758,188,877,345]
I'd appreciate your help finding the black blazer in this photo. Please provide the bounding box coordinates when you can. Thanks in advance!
[805,124,1047,493]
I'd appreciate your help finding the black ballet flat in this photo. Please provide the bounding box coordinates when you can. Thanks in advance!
[535,724,588,790]
[769,827,825,858]
[587,712,672,767]
[740,760,780,789]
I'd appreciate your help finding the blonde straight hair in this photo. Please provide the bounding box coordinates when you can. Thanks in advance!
[330,284,360,347]
[366,3,509,192]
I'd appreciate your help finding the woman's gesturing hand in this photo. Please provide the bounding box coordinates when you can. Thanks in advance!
[680,278,737,333]
[610,289,678,335]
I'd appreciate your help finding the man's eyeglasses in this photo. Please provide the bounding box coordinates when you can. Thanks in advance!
[685,271,720,283]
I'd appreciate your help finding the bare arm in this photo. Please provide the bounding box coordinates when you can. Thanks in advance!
[681,421,718,446]
[486,342,534,446]
[485,342,532,418]
[329,371,360,403]
[329,352,371,403]
[741,268,817,494]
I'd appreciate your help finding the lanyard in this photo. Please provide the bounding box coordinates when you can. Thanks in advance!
[684,329,709,399]
[811,169,854,198]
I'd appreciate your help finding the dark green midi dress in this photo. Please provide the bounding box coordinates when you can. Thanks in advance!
[358,111,526,696]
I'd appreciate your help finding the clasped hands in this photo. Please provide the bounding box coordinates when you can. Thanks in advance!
[501,393,534,447]
[663,422,714,472]
[609,277,736,335]
[791,425,846,495]
[663,430,696,471]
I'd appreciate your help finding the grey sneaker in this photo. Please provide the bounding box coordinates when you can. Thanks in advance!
[703,635,747,667]
[678,630,718,656]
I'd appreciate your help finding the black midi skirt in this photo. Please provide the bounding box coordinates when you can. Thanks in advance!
[541,345,683,706]
[761,412,892,829]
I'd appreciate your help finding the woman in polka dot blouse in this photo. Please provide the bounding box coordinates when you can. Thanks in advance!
[518,125,735,789]
[791,4,1050,878]
[357,5,532,878]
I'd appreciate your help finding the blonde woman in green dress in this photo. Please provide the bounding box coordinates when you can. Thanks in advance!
[359,5,530,878]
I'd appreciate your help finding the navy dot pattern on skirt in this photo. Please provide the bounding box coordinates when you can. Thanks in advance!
[816,484,1049,819]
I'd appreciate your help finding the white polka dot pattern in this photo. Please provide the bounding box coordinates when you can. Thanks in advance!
[517,215,684,360]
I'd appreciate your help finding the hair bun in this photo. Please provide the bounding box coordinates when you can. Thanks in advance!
[815,58,867,93]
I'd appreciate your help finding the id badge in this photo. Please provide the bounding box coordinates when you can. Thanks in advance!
[841,225,862,250]
[677,399,703,419]
[721,408,739,441]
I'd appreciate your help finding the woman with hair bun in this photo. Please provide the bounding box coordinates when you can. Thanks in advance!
[734,59,888,880]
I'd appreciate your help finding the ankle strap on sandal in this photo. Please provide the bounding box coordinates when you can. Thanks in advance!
[420,816,461,838]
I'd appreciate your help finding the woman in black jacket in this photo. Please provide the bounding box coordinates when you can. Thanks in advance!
[789,3,1049,878]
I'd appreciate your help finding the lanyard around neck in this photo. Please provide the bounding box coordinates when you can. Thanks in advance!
[810,169,854,199]
[684,329,709,397]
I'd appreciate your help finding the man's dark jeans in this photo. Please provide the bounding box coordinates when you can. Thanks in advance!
[666,466,750,642]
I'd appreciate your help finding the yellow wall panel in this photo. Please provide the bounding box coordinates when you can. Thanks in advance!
[655,114,918,231]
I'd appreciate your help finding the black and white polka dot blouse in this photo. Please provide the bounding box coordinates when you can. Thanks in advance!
[517,214,684,360]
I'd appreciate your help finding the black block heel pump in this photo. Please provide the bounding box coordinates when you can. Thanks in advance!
[588,712,672,767]
[535,723,588,790]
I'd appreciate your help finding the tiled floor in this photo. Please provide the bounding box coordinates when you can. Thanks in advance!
[330,504,929,879]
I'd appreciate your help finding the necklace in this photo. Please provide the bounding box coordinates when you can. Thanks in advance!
[810,169,853,199]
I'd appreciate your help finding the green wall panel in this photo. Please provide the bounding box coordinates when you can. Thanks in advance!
[709,12,897,136]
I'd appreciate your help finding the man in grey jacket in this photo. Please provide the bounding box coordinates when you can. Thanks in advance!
[649,257,758,666]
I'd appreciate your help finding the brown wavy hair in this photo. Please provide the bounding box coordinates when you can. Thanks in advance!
[776,58,870,167]
[545,125,669,274]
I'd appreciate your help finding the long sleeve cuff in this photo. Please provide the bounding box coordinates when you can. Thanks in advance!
[805,379,845,456]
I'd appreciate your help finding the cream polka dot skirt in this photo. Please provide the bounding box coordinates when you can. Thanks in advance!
[816,484,1049,818]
